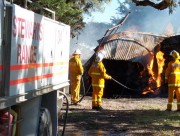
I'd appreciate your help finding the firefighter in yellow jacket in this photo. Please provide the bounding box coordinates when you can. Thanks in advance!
[165,50,180,111]
[69,49,84,104]
[88,51,111,110]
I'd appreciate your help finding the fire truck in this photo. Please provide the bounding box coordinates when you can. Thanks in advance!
[0,0,70,135]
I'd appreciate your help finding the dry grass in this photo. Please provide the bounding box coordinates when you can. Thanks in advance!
[58,95,180,136]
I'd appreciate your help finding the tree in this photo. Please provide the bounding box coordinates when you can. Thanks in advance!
[13,0,111,37]
[132,0,179,14]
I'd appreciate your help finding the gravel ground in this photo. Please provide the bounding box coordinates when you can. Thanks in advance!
[58,94,180,136]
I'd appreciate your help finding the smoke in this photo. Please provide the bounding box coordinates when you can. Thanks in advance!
[70,22,112,63]
[69,42,95,64]
[141,8,180,35]
[116,1,180,35]
[70,1,180,63]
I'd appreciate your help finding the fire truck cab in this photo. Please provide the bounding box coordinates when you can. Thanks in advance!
[0,0,70,135]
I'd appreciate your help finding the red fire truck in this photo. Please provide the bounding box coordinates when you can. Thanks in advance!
[0,0,70,135]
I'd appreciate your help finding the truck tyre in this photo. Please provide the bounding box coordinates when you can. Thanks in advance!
[38,108,52,136]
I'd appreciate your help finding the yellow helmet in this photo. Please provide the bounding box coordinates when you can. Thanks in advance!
[169,50,179,59]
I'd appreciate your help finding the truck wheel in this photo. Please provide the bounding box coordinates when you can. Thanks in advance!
[38,108,52,136]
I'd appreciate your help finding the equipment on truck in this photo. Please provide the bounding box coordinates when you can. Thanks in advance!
[0,0,70,135]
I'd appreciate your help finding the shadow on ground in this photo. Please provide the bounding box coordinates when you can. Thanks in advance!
[59,107,180,136]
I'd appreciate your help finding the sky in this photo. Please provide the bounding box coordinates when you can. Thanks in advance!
[84,0,120,23]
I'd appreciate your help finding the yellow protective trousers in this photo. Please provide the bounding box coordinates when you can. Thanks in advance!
[92,86,104,107]
[70,77,81,103]
[167,86,180,110]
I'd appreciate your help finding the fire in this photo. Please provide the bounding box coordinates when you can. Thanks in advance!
[142,51,165,95]
[156,51,165,87]
[142,88,154,95]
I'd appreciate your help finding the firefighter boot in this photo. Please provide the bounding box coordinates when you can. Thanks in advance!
[92,106,98,110]
[177,104,180,112]
[166,103,172,111]
[96,106,104,111]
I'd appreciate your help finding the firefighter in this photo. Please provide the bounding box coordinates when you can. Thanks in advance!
[69,49,84,105]
[165,50,180,111]
[88,50,111,110]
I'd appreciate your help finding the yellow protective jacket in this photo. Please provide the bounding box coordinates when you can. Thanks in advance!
[88,61,111,88]
[165,59,180,87]
[69,55,84,80]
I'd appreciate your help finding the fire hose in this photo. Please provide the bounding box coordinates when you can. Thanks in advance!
[58,91,69,136]
[76,76,140,104]
[75,78,92,104]
[111,77,139,92]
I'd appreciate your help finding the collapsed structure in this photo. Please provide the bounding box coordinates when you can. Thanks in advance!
[83,31,180,98]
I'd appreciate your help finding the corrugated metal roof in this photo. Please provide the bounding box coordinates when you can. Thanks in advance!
[96,31,166,66]
[103,38,150,60]
[98,31,166,45]
[97,31,166,66]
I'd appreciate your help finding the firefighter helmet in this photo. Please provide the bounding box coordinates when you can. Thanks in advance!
[95,50,106,62]
[98,50,106,56]
[73,49,81,55]
[169,50,179,59]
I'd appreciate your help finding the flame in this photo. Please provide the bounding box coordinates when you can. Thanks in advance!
[142,51,165,95]
[156,51,165,87]
[142,88,154,95]
[147,54,154,77]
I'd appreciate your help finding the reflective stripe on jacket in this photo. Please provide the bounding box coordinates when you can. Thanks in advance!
[165,59,180,87]
[88,61,111,88]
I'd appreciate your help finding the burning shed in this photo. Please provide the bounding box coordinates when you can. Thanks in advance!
[97,31,167,98]
[83,31,176,98]
[97,31,166,67]
[82,12,180,98]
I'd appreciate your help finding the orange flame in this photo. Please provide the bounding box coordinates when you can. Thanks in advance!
[142,51,165,95]
[142,88,154,95]
[156,51,165,87]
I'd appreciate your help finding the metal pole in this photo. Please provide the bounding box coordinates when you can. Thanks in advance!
[24,0,27,9]
[43,7,55,20]
[97,12,131,50]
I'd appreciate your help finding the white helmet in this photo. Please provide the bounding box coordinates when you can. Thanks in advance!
[95,53,103,62]
[73,49,81,55]
[95,50,106,62]
[98,50,106,56]
[169,50,179,59]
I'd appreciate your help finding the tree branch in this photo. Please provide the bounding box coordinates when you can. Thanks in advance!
[132,0,171,10]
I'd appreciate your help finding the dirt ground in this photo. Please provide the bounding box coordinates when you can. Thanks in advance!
[58,94,180,136]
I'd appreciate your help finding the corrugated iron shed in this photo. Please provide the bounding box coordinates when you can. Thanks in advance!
[97,31,166,66]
